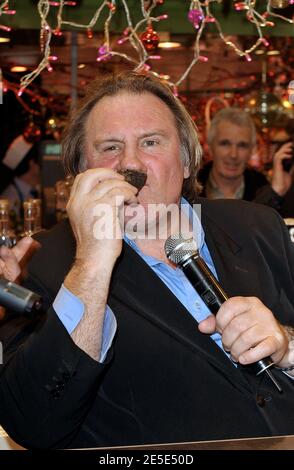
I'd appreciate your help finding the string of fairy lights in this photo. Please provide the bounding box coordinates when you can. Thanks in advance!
[0,0,15,31]
[0,0,294,97]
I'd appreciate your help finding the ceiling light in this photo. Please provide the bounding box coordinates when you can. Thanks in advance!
[157,31,181,50]
[10,66,28,72]
[78,63,86,69]
[267,50,280,56]
[158,41,181,49]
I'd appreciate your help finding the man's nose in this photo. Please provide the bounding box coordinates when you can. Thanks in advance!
[230,144,238,159]
[119,149,146,172]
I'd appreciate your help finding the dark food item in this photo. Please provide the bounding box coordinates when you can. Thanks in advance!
[118,169,147,191]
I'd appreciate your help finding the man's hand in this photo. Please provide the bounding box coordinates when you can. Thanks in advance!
[67,168,138,267]
[0,237,40,319]
[198,296,289,367]
[65,169,138,360]
[0,237,40,282]
[271,141,294,197]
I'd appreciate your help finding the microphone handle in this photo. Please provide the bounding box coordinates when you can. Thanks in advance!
[180,253,282,393]
[181,253,228,312]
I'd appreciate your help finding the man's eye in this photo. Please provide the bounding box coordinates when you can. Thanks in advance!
[218,141,231,147]
[103,145,119,152]
[238,143,250,149]
[143,140,158,147]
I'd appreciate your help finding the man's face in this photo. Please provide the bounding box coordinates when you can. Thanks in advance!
[85,91,189,214]
[209,120,253,181]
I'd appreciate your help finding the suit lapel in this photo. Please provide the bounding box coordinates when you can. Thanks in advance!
[201,209,266,301]
[110,242,251,395]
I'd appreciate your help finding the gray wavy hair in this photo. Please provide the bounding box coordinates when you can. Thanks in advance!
[62,71,203,202]
[207,107,256,148]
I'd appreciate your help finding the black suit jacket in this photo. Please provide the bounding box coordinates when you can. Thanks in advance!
[1,198,294,449]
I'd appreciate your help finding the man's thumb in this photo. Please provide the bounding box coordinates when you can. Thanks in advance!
[198,315,216,334]
[12,237,34,261]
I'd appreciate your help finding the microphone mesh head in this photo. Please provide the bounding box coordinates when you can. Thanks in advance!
[164,233,198,265]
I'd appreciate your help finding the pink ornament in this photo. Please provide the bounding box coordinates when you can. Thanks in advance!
[187,9,204,29]
[98,45,108,56]
[97,45,112,62]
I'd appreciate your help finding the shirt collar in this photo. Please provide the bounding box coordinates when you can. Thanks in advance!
[207,171,245,200]
[125,197,205,267]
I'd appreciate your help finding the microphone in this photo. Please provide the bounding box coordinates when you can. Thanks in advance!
[164,233,282,393]
[0,278,43,317]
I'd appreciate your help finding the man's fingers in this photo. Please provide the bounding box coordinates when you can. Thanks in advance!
[70,169,124,198]
[0,246,21,281]
[198,315,216,334]
[238,337,277,365]
[215,297,256,333]
[89,179,138,202]
[18,238,41,273]
[0,245,10,260]
[12,237,35,262]
[0,237,41,282]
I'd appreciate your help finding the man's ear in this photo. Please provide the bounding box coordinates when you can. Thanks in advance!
[184,165,190,179]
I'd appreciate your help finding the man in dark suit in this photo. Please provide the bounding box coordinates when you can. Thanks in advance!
[1,72,294,450]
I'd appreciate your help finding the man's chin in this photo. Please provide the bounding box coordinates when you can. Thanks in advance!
[222,169,243,179]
